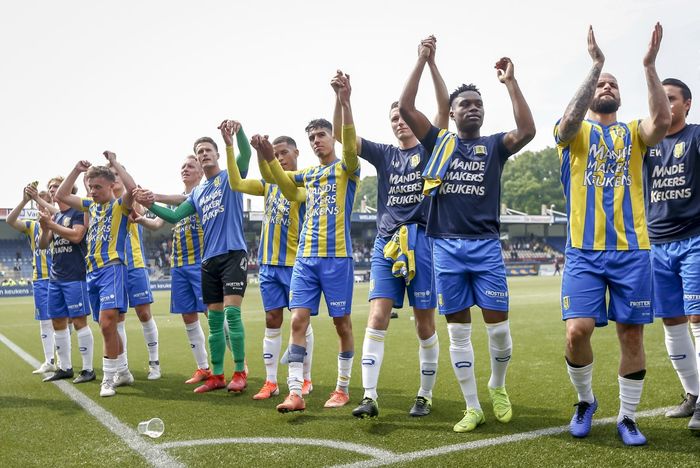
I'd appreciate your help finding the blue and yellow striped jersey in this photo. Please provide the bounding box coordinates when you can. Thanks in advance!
[171,212,204,268]
[125,222,147,270]
[21,220,51,281]
[81,197,130,272]
[555,119,649,250]
[259,182,305,266]
[293,160,359,258]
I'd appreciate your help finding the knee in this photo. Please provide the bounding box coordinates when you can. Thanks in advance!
[334,317,353,336]
[566,324,592,348]
[619,327,644,350]
[266,310,283,329]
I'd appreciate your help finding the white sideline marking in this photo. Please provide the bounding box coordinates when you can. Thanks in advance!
[331,406,672,468]
[159,437,396,459]
[0,332,184,468]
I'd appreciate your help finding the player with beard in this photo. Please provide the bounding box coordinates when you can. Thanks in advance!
[346,36,449,419]
[554,24,670,445]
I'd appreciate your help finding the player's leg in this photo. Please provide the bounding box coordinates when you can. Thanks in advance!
[561,248,606,438]
[471,239,513,423]
[609,249,653,446]
[66,280,94,383]
[32,280,56,374]
[171,265,210,384]
[194,255,227,393]
[651,241,698,417]
[690,314,700,431]
[407,228,438,417]
[254,264,284,399]
[678,236,700,430]
[323,258,355,409]
[222,250,248,392]
[129,268,159,379]
[44,281,73,381]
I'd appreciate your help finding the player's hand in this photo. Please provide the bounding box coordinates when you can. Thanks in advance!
[103,151,117,164]
[75,160,92,173]
[643,22,663,67]
[24,184,39,201]
[587,26,605,65]
[218,119,235,146]
[132,187,155,208]
[38,209,52,227]
[332,70,351,103]
[418,35,436,63]
[252,134,274,162]
[495,57,514,83]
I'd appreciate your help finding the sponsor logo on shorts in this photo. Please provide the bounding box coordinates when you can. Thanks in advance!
[100,294,116,302]
[484,289,508,298]
[225,281,244,289]
[133,291,149,298]
[67,302,82,310]
[683,294,700,301]
[414,290,431,298]
[562,296,570,310]
[329,300,346,307]
[629,300,651,308]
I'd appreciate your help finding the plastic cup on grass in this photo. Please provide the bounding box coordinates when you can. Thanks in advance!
[137,418,164,438]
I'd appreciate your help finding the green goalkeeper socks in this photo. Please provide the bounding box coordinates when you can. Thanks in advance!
[207,310,225,375]
[225,305,246,372]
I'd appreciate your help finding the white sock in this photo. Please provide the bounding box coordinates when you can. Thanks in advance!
[141,318,159,362]
[448,323,480,409]
[486,320,512,389]
[618,375,644,422]
[117,321,128,364]
[303,324,314,381]
[116,353,129,374]
[567,361,594,403]
[418,332,439,399]
[39,320,55,364]
[664,322,699,396]
[361,328,386,400]
[76,326,94,372]
[337,351,354,392]
[263,327,282,383]
[185,321,208,369]
[54,328,72,370]
[102,357,118,382]
[691,322,700,390]
[288,362,303,396]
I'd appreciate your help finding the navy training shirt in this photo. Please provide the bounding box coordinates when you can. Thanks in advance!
[644,123,700,243]
[50,208,88,281]
[420,125,512,239]
[360,138,430,237]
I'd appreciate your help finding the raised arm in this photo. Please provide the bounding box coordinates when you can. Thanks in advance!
[497,57,536,154]
[398,38,435,140]
[258,151,274,182]
[56,161,91,211]
[331,71,360,173]
[153,193,188,205]
[27,185,59,215]
[639,23,671,147]
[557,26,605,144]
[103,151,135,209]
[219,120,264,196]
[256,136,306,202]
[132,211,165,231]
[38,212,53,249]
[333,92,363,154]
[426,36,450,128]
[6,186,33,231]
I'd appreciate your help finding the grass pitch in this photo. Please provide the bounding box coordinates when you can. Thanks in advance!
[1,276,698,467]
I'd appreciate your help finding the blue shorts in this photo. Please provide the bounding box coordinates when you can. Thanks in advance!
[432,238,509,314]
[561,248,652,326]
[651,235,700,318]
[289,257,353,317]
[369,227,436,309]
[48,280,91,319]
[87,264,128,321]
[170,265,205,314]
[260,264,293,312]
[33,279,50,321]
[127,268,153,308]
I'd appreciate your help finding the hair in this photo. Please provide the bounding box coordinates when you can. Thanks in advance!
[85,165,116,183]
[662,78,692,101]
[390,101,399,110]
[272,136,297,148]
[449,83,481,106]
[193,137,218,153]
[38,191,52,203]
[304,118,332,134]
[46,176,78,195]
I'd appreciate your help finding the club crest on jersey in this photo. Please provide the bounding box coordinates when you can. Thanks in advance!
[214,176,222,187]
[674,142,686,158]
[410,154,420,168]
[612,126,627,138]
[562,296,570,310]
[473,145,487,156]
[62,217,71,227]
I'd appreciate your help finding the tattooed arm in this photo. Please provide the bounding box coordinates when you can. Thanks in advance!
[557,26,605,144]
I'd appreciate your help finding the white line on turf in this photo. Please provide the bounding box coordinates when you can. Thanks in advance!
[330,406,672,468]
[0,332,184,468]
[158,437,396,459]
